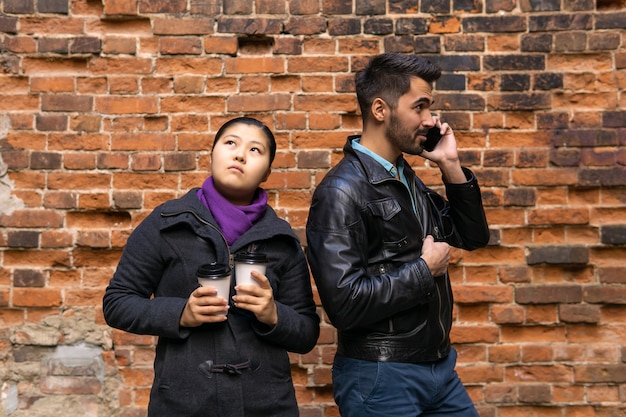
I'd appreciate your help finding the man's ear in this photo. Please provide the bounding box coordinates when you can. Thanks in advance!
[371,97,387,122]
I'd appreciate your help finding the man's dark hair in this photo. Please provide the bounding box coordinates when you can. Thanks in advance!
[355,53,442,124]
[212,116,277,164]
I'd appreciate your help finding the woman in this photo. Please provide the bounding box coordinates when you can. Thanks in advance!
[103,117,320,417]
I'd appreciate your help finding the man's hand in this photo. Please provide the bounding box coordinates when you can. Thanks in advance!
[179,286,229,327]
[422,118,466,184]
[420,235,450,277]
[233,271,278,327]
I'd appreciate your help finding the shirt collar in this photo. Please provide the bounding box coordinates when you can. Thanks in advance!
[351,137,403,178]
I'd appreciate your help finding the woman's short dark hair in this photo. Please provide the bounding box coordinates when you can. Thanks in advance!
[355,53,442,124]
[212,117,277,164]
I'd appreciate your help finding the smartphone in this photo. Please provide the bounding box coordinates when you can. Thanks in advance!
[422,128,442,152]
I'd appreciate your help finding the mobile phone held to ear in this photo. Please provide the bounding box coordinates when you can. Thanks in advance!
[422,128,442,152]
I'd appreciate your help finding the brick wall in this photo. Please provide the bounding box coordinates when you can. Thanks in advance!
[1,0,625,416]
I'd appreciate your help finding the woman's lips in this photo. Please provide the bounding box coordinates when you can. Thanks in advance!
[228,165,243,173]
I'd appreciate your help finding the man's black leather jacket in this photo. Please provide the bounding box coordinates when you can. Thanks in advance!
[306,138,489,363]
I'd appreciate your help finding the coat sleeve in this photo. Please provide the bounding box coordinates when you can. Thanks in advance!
[251,237,320,354]
[306,181,436,331]
[102,211,191,340]
[444,167,490,251]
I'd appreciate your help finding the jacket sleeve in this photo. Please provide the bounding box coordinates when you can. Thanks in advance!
[444,167,490,251]
[251,237,320,354]
[102,211,191,340]
[306,181,436,331]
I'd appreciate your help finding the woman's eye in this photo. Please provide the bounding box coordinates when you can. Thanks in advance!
[250,147,261,153]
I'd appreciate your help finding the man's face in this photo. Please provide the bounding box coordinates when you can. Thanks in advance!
[385,77,436,155]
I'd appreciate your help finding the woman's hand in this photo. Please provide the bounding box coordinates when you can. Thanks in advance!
[232,271,278,327]
[179,286,229,327]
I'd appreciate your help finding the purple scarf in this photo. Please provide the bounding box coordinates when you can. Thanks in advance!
[197,176,268,246]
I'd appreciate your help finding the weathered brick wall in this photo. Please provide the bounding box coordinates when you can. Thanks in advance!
[1,0,625,416]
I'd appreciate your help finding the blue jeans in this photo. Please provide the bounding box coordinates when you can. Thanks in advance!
[332,348,478,417]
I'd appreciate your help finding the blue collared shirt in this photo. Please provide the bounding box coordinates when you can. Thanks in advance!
[351,137,417,214]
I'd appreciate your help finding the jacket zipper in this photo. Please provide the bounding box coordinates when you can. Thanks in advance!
[436,280,446,358]
[378,264,396,333]
[379,174,447,349]
[413,179,446,355]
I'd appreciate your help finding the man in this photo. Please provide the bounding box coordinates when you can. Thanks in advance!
[306,53,490,416]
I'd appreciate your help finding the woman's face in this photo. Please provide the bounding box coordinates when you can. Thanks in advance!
[210,123,272,206]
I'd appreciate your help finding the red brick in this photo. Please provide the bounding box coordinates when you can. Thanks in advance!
[155,57,222,75]
[40,230,73,248]
[451,325,499,344]
[160,96,225,113]
[224,57,285,74]
[95,202,121,221]
[204,36,238,54]
[47,133,108,151]
[13,288,63,307]
[64,152,96,170]
[171,76,203,94]
[491,305,524,324]
[47,173,111,190]
[90,57,152,75]
[235,77,265,94]
[111,133,176,151]
[109,77,139,94]
[131,154,161,171]
[95,96,157,114]
[501,325,565,344]
[21,57,83,75]
[489,345,521,363]
[0,210,64,228]
[30,76,74,93]
[153,18,213,35]
[104,0,138,15]
[70,114,102,132]
[102,37,137,54]
[264,171,311,189]
[65,288,106,306]
[287,56,349,73]
[574,364,626,383]
[73,249,123,268]
[43,191,77,209]
[227,94,291,112]
[284,17,327,35]
[112,173,179,190]
[119,367,154,387]
[453,285,514,304]
[159,37,203,55]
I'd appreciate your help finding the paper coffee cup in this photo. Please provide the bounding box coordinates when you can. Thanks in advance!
[197,263,231,314]
[234,252,268,292]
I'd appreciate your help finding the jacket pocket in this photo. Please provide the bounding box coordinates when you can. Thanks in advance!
[366,198,411,258]
[366,197,400,221]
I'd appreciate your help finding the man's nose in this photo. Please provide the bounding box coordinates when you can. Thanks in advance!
[422,111,436,127]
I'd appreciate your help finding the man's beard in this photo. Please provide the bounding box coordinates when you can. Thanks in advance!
[386,112,424,155]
